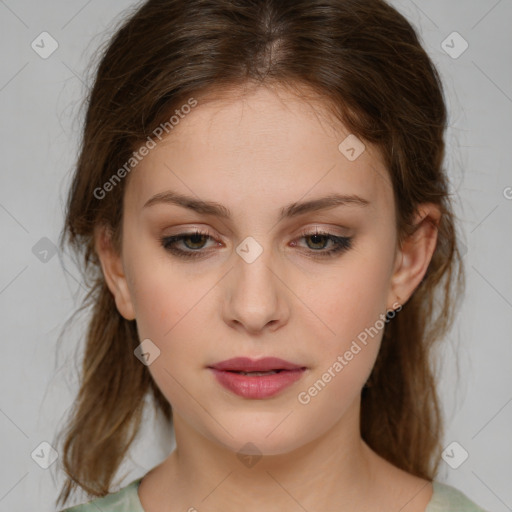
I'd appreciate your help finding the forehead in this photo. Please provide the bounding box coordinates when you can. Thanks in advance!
[125,84,394,219]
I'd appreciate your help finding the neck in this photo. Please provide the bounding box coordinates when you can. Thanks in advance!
[158,399,380,512]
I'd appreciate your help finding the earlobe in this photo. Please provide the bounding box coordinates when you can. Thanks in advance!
[387,203,441,309]
[94,225,136,321]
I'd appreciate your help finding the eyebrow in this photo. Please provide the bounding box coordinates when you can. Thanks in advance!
[143,190,370,221]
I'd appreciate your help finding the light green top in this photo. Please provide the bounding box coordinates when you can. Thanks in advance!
[60,477,490,512]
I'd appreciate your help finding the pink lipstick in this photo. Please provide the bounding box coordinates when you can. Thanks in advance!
[208,357,306,399]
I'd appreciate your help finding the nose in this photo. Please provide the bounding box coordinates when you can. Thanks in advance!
[223,246,290,335]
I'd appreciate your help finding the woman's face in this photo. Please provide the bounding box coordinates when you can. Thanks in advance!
[97,84,437,456]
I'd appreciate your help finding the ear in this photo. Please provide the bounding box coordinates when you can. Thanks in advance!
[386,203,441,310]
[94,224,136,321]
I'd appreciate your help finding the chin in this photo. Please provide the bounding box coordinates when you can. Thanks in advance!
[203,414,316,458]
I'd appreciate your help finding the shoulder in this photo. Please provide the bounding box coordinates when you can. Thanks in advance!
[427,481,490,512]
[59,477,144,512]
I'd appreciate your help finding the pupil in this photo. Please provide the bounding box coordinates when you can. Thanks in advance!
[308,234,326,249]
[186,234,206,249]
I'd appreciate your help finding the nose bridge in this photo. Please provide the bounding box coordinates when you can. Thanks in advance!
[224,235,287,332]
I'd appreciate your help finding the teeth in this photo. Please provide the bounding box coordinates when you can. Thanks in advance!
[237,370,279,376]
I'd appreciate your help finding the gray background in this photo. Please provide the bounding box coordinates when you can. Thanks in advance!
[0,0,511,511]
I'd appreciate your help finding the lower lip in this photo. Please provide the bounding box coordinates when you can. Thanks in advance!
[209,368,306,399]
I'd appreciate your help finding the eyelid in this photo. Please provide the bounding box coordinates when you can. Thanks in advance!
[161,225,221,239]
[296,223,350,236]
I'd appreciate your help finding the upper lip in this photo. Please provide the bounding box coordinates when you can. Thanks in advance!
[209,357,305,372]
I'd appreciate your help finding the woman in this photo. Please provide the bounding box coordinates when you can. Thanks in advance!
[56,1,486,511]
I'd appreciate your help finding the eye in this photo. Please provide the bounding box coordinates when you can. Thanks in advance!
[160,228,353,260]
[160,229,217,259]
[293,228,353,258]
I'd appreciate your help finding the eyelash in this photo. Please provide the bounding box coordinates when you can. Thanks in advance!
[160,229,353,260]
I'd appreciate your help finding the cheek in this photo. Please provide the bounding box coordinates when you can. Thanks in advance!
[310,256,392,341]
[125,243,218,368]
[131,267,203,341]
[298,251,393,393]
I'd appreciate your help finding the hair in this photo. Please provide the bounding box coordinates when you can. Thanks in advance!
[55,0,465,507]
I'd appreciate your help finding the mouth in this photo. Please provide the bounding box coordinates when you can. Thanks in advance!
[207,357,307,399]
[224,370,284,376]
[208,356,305,373]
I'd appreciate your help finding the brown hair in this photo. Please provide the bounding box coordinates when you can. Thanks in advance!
[55,0,465,507]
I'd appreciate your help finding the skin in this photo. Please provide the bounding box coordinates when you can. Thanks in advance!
[95,83,440,512]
